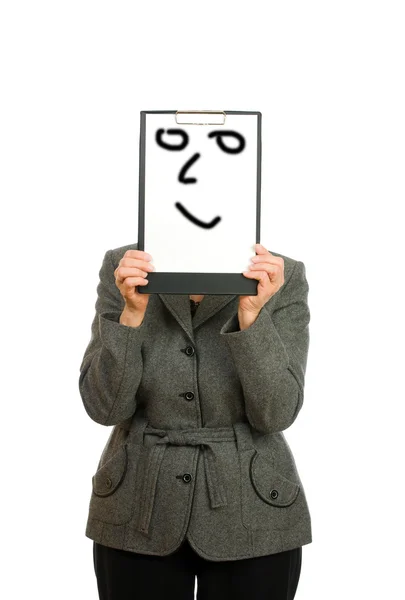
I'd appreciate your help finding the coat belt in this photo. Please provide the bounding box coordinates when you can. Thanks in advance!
[127,419,251,537]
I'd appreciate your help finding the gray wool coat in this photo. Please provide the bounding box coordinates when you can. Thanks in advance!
[79,242,312,561]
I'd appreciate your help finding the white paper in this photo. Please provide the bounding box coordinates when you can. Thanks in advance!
[143,112,259,273]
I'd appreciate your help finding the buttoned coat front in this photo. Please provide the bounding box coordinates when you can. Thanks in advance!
[79,242,312,561]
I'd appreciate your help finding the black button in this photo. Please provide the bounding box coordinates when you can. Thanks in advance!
[185,391,194,401]
[185,346,195,356]
[270,489,279,499]
[182,473,192,483]
[105,477,112,489]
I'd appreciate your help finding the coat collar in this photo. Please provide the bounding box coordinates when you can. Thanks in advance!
[149,248,284,342]
[157,293,237,342]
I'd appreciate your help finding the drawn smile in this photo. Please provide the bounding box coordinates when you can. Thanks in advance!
[175,202,221,229]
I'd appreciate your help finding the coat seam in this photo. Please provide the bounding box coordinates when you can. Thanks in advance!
[186,531,254,560]
[104,249,132,426]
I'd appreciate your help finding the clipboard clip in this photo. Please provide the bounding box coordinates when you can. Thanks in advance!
[175,110,226,126]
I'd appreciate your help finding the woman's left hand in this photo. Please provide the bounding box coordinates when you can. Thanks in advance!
[239,243,285,316]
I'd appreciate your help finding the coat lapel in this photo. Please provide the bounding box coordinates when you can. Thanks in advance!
[158,293,237,342]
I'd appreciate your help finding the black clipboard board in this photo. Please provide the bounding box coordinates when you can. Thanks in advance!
[137,110,261,295]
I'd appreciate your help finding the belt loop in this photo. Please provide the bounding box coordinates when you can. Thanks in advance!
[128,415,149,445]
[233,422,255,452]
[137,444,167,535]
[118,416,133,432]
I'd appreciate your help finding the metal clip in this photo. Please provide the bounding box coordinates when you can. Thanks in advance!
[175,110,226,126]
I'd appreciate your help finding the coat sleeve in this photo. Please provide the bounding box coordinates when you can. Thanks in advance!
[78,248,147,426]
[219,260,310,434]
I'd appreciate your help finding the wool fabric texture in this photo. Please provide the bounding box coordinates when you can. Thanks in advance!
[79,242,312,561]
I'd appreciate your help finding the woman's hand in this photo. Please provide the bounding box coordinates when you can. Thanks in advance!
[239,243,285,321]
[114,249,155,314]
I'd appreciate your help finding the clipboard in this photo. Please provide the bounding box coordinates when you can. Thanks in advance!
[137,109,261,295]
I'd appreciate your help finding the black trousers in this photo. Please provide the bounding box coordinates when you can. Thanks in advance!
[93,538,302,600]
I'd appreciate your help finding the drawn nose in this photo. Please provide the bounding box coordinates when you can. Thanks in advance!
[179,153,200,184]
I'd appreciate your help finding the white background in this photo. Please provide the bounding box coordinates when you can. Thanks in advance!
[1,1,404,598]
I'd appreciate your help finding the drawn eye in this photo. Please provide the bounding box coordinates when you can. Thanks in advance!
[207,130,245,154]
[156,128,189,151]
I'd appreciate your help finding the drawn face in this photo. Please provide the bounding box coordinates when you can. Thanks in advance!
[143,113,258,273]
[155,128,246,229]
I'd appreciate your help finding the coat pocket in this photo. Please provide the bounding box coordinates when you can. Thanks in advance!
[88,442,143,525]
[250,450,300,507]
[92,444,128,497]
[240,449,303,531]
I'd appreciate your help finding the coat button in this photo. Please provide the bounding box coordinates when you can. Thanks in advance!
[184,346,195,356]
[182,473,192,483]
[105,477,112,489]
[185,391,194,401]
[270,489,279,499]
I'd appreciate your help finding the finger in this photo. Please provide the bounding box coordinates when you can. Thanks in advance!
[248,263,283,278]
[254,243,268,252]
[120,276,149,289]
[254,244,279,258]
[124,249,153,261]
[115,266,150,284]
[242,270,270,287]
[119,257,155,270]
[251,254,283,266]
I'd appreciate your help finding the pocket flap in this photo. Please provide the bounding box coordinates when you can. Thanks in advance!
[250,450,300,507]
[92,444,128,497]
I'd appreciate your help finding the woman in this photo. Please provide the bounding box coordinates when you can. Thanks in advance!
[79,241,312,600]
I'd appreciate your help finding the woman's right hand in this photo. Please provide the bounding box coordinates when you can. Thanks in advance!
[114,249,154,315]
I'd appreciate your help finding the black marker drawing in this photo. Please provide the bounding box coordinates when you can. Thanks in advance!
[174,202,221,229]
[207,130,246,154]
[178,153,200,184]
[156,128,189,150]
[156,128,246,229]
